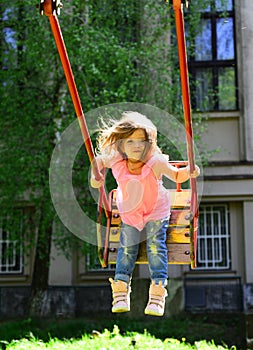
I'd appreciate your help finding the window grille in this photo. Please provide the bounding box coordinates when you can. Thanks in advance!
[0,220,23,274]
[196,204,231,270]
[188,0,237,111]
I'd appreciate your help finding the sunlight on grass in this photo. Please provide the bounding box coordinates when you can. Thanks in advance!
[3,325,233,350]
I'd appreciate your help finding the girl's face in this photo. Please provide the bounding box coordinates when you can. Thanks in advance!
[122,129,147,162]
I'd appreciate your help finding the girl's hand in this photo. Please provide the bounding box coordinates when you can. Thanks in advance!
[187,165,200,178]
[90,157,105,188]
[90,174,104,188]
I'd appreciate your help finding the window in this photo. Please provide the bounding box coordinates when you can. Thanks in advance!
[196,204,231,270]
[188,0,237,111]
[0,216,23,274]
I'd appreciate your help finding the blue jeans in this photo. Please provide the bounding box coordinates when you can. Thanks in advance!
[114,219,169,286]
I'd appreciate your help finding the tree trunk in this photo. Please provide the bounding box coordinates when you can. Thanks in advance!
[27,214,53,317]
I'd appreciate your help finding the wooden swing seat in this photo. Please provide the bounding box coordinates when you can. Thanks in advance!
[105,188,197,265]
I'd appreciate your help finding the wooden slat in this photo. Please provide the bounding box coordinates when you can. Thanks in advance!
[170,209,191,226]
[110,189,191,208]
[108,241,149,264]
[167,243,191,264]
[108,241,191,265]
[170,190,191,208]
[110,210,191,227]
[111,190,117,203]
[109,227,121,242]
[167,227,190,243]
[109,227,191,245]
[110,210,121,225]
[108,242,119,264]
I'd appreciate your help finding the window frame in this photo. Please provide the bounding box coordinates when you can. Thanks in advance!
[188,0,238,112]
[196,203,231,271]
[0,215,24,275]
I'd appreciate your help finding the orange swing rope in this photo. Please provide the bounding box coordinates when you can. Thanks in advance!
[172,0,198,267]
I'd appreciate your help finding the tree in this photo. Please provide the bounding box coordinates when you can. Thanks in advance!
[0,0,208,316]
[0,0,66,315]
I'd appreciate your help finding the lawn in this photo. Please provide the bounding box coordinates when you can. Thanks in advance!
[2,326,234,350]
[0,313,244,349]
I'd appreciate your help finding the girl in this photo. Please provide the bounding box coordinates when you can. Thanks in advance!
[90,111,199,316]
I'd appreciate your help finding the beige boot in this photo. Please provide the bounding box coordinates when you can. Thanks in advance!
[109,278,131,313]
[144,281,167,316]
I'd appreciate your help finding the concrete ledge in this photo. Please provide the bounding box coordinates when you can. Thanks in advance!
[0,279,184,319]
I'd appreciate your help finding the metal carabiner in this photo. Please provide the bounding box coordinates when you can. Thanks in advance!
[39,0,63,17]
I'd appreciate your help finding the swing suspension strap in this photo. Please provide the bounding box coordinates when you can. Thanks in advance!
[172,0,198,222]
[172,0,198,267]
[39,0,110,216]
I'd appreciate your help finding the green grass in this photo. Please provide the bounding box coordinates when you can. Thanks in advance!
[0,313,244,350]
[2,325,234,350]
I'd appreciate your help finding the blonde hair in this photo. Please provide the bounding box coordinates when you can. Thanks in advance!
[96,111,162,161]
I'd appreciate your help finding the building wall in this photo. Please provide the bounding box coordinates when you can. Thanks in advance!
[240,0,253,162]
[196,0,253,287]
[199,113,241,162]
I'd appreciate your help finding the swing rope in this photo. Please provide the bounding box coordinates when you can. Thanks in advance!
[39,0,110,218]
[173,0,198,216]
[172,0,198,266]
